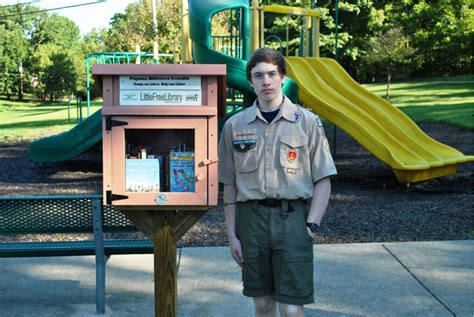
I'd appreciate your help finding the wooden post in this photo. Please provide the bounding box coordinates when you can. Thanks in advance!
[121,209,206,317]
[153,212,177,317]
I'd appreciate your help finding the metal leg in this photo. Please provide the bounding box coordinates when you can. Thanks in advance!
[92,199,106,314]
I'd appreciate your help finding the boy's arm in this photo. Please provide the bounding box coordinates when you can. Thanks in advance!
[223,184,244,267]
[306,176,331,236]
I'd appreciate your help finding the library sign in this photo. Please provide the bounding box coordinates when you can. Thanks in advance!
[119,75,202,106]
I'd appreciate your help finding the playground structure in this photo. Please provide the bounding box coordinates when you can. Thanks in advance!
[29,0,473,183]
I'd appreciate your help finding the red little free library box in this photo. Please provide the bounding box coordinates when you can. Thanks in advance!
[93,64,226,209]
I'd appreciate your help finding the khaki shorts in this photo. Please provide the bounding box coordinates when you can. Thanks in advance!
[236,200,314,305]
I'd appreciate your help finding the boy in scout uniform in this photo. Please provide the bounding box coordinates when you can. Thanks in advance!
[218,48,337,317]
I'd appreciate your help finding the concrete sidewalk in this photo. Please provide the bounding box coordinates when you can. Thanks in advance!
[0,240,472,316]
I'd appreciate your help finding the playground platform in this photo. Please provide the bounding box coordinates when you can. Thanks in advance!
[1,240,472,316]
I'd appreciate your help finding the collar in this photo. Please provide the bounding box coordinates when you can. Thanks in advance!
[242,96,301,124]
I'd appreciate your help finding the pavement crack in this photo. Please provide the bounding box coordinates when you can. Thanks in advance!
[381,243,456,317]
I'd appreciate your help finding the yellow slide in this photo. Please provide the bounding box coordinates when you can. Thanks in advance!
[285,57,474,183]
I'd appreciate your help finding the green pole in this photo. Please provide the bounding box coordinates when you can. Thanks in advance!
[86,56,91,118]
[335,0,339,60]
[67,98,71,122]
[333,0,339,157]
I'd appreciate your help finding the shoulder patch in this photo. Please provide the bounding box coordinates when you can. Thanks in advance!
[316,117,323,127]
[293,111,301,123]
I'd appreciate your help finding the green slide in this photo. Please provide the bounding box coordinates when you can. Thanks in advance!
[30,110,102,163]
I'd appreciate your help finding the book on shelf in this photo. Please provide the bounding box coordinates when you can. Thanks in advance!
[169,151,195,192]
[125,159,160,192]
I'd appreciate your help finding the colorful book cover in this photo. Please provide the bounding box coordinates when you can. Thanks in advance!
[169,152,195,192]
[125,159,160,192]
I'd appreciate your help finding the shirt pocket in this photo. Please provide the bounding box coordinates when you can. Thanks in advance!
[233,141,258,172]
[279,135,309,168]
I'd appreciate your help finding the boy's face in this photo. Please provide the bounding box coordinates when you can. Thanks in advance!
[249,62,285,106]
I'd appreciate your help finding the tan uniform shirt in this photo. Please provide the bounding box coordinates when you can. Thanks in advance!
[218,97,337,202]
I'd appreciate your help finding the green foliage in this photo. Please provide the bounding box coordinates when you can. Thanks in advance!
[369,0,473,77]
[105,0,181,61]
[0,3,83,101]
[30,14,80,49]
[363,27,419,98]
[30,44,77,101]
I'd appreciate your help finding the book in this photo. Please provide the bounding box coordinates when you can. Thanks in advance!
[125,159,160,192]
[157,155,170,192]
[169,151,195,192]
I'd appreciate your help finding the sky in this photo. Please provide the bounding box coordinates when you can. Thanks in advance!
[0,0,138,35]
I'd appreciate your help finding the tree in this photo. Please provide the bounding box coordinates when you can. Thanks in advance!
[377,0,473,76]
[31,44,77,101]
[0,3,35,100]
[105,0,182,62]
[30,14,80,49]
[364,27,418,99]
[43,53,77,101]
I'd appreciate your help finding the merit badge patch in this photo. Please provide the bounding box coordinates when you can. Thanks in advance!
[233,139,257,152]
[288,150,297,162]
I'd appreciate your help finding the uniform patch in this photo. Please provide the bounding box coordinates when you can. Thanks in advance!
[233,139,257,152]
[316,117,323,127]
[323,138,330,150]
[236,133,256,137]
[287,168,298,174]
[288,150,297,162]
[293,112,301,122]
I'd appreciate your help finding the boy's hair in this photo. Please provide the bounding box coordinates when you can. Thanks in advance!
[246,48,286,82]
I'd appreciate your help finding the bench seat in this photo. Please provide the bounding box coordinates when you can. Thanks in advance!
[0,239,153,257]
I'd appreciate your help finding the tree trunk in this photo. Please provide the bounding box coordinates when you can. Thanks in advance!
[18,61,24,102]
[385,64,392,100]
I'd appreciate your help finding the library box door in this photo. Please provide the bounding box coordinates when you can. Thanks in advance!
[107,116,209,207]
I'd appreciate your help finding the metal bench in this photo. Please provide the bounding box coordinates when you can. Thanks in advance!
[0,195,153,314]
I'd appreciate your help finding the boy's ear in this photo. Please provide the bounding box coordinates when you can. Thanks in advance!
[248,79,254,88]
[281,75,286,86]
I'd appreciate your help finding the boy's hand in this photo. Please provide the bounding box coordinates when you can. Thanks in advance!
[229,236,244,268]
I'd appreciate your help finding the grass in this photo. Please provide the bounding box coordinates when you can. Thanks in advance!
[0,99,102,144]
[363,75,474,130]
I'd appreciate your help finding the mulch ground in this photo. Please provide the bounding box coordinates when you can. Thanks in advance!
[0,123,473,246]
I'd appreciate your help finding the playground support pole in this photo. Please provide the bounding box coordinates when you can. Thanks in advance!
[259,4,264,50]
[313,16,320,58]
[251,0,260,52]
[151,0,159,64]
[135,44,141,64]
[86,57,90,117]
[304,16,311,57]
[335,0,339,61]
[333,0,339,157]
[181,0,192,64]
[286,15,289,56]
[67,98,71,122]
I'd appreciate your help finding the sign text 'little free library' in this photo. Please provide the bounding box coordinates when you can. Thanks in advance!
[119,76,202,106]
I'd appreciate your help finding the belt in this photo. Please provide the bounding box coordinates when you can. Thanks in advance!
[257,199,282,208]
[257,199,296,216]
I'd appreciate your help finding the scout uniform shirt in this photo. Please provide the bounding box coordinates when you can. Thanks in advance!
[218,96,337,202]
